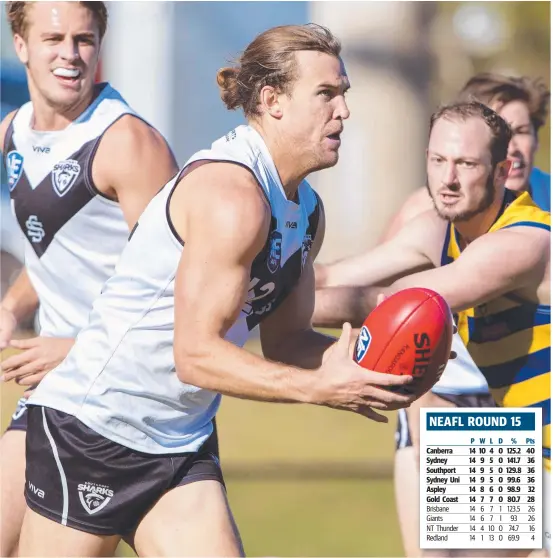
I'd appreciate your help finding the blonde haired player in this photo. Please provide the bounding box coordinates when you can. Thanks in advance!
[0,2,177,555]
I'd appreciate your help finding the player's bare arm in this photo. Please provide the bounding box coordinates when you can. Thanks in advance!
[390,225,550,311]
[170,163,416,419]
[313,210,444,327]
[317,223,549,331]
[93,114,179,229]
[259,202,337,370]
[316,208,442,289]
[0,110,39,348]
[378,186,434,243]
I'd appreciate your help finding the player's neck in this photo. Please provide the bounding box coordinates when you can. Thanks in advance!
[29,90,94,132]
[454,194,505,247]
[250,122,305,201]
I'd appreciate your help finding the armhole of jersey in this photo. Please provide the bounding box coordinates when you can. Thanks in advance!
[2,110,18,158]
[84,112,149,202]
[311,190,323,242]
[165,159,270,246]
[502,221,551,232]
[440,224,452,266]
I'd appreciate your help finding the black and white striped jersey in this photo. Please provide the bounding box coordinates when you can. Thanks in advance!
[3,83,135,337]
[29,125,321,454]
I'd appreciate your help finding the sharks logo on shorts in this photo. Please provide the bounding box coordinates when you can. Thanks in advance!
[354,325,372,363]
[267,230,282,274]
[77,481,114,515]
[52,159,81,197]
[6,151,24,191]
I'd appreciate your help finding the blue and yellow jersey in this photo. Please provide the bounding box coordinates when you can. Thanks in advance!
[441,190,551,467]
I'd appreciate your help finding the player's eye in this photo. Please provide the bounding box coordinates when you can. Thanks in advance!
[459,161,477,168]
[514,127,531,136]
[77,36,96,45]
[319,90,333,99]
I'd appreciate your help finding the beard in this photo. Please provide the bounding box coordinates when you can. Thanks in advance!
[426,173,496,223]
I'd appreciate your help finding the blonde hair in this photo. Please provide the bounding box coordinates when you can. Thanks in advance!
[216,23,341,117]
[6,1,108,40]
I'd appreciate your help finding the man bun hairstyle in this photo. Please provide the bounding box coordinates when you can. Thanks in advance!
[216,23,341,117]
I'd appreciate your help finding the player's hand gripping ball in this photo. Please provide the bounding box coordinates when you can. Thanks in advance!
[353,288,453,395]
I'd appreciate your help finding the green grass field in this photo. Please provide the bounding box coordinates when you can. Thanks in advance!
[1,335,405,557]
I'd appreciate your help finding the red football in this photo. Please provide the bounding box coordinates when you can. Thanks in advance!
[353,288,453,394]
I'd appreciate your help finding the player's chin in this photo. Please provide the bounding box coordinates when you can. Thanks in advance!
[505,175,528,193]
[435,206,462,223]
[317,151,340,171]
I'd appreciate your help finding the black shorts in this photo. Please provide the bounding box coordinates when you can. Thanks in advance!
[395,392,497,450]
[5,395,221,448]
[25,405,223,536]
[6,396,29,432]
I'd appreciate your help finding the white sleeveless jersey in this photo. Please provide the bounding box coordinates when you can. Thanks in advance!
[3,84,134,337]
[431,332,490,395]
[29,125,321,454]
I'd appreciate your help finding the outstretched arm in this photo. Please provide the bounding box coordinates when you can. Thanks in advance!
[313,211,443,327]
[315,224,549,329]
[389,225,550,312]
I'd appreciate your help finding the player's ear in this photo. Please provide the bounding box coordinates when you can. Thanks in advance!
[13,33,29,66]
[259,86,283,119]
[495,159,511,183]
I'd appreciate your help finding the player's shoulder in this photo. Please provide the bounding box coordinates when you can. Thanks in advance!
[399,187,434,221]
[183,160,268,213]
[100,114,171,157]
[94,114,177,190]
[0,110,18,153]
[175,161,271,251]
[402,206,446,240]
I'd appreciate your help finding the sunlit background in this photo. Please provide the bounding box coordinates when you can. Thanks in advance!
[0,2,550,556]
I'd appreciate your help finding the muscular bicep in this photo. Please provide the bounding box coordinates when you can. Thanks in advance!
[392,227,550,312]
[94,115,179,230]
[172,165,271,350]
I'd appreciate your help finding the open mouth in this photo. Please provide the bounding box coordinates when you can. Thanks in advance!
[52,67,82,84]
[438,192,461,205]
[508,159,525,176]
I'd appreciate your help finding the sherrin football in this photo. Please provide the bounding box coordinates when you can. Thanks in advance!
[353,287,453,394]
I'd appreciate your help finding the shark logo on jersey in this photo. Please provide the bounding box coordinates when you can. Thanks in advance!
[6,151,24,191]
[77,482,114,515]
[52,159,81,197]
[267,231,282,274]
